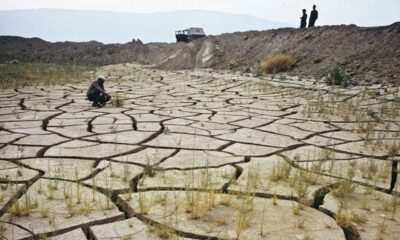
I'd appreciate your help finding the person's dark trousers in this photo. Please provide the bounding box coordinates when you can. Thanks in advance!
[88,91,111,106]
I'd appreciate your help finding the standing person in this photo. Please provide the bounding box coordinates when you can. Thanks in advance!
[308,5,318,27]
[300,9,307,29]
[87,75,111,108]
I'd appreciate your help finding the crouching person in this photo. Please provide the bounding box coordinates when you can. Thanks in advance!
[87,75,111,108]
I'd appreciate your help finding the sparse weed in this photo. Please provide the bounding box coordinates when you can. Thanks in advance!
[259,198,268,236]
[389,193,400,219]
[335,208,353,228]
[184,191,207,220]
[144,161,155,177]
[79,198,94,216]
[10,193,38,217]
[271,195,278,205]
[0,222,6,236]
[360,160,378,180]
[331,180,356,199]
[292,203,301,215]
[219,194,233,206]
[138,192,153,214]
[235,193,254,238]
[336,206,366,229]
[303,234,314,240]
[112,93,126,107]
[291,172,310,205]
[148,224,174,239]
[296,218,306,229]
[39,205,49,218]
[269,161,291,182]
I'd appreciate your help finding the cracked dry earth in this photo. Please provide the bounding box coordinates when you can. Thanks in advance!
[0,63,399,240]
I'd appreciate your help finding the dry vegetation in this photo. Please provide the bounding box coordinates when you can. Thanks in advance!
[112,93,127,107]
[260,54,294,74]
[0,63,94,89]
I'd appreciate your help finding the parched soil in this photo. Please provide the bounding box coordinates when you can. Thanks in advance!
[1,22,400,85]
[0,63,399,239]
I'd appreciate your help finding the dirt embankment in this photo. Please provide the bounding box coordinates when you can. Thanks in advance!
[1,22,399,84]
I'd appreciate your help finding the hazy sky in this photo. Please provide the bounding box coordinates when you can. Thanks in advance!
[1,0,399,26]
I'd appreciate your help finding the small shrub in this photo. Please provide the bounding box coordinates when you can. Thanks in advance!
[261,54,294,74]
[325,67,349,87]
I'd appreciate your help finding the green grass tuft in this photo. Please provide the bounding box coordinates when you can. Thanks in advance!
[325,66,349,87]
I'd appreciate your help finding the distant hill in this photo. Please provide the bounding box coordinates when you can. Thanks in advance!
[0,9,290,43]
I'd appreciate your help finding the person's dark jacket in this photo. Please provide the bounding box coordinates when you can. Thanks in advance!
[300,13,307,28]
[87,80,106,97]
[309,10,318,27]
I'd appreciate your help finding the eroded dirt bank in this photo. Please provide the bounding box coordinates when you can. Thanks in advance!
[1,22,400,84]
